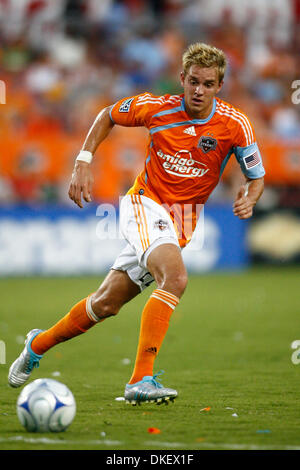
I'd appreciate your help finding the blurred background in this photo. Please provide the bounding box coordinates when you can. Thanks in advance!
[0,0,300,276]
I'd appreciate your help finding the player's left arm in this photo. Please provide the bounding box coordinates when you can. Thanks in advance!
[232,112,265,220]
[233,176,264,219]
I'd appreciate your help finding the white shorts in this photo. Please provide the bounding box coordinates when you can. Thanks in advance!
[112,194,179,291]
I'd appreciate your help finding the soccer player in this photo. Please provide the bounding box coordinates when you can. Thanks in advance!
[8,43,265,404]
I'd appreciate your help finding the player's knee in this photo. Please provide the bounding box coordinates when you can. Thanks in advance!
[91,295,120,319]
[160,271,188,299]
[173,272,188,297]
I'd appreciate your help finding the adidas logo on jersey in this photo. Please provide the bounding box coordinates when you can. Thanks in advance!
[183,126,196,136]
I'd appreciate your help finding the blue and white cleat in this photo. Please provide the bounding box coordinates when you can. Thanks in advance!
[8,329,44,388]
[124,371,178,405]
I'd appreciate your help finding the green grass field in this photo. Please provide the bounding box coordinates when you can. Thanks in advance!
[1,267,300,451]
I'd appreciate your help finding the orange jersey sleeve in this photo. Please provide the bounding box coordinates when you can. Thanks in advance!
[217,100,256,148]
[110,93,162,128]
[215,99,265,180]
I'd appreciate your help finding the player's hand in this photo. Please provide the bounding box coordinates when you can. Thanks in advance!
[233,185,254,219]
[68,161,94,208]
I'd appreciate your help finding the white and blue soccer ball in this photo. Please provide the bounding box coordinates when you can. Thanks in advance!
[16,378,76,432]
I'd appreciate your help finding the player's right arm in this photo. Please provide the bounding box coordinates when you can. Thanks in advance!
[68,106,114,208]
[69,93,155,208]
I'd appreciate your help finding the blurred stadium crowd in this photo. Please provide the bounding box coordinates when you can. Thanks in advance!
[0,0,300,206]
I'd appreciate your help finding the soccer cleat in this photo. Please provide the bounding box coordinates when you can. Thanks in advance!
[8,329,44,388]
[124,371,178,405]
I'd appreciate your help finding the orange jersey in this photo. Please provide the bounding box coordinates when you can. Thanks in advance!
[110,93,265,246]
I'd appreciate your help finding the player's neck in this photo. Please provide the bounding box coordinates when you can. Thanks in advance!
[185,99,215,120]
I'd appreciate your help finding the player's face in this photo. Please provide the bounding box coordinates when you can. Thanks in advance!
[181,65,223,119]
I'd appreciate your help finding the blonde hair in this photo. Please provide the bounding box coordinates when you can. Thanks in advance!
[182,42,227,83]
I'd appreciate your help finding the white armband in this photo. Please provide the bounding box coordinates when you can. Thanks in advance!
[76,150,93,164]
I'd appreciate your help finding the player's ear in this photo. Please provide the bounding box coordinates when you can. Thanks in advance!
[180,71,185,87]
[216,80,224,94]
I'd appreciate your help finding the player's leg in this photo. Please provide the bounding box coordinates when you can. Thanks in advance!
[124,242,188,404]
[91,268,141,320]
[31,269,140,354]
[118,194,187,403]
[32,268,140,356]
[127,243,187,385]
[146,242,188,298]
[8,269,140,388]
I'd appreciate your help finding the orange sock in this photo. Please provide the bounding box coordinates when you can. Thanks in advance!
[31,295,100,355]
[128,289,179,384]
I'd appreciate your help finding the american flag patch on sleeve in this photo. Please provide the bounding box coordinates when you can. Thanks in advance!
[243,151,261,169]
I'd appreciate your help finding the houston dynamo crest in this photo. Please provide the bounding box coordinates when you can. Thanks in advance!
[198,135,217,153]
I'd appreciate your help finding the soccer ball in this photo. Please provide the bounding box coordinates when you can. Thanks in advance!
[16,378,76,432]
